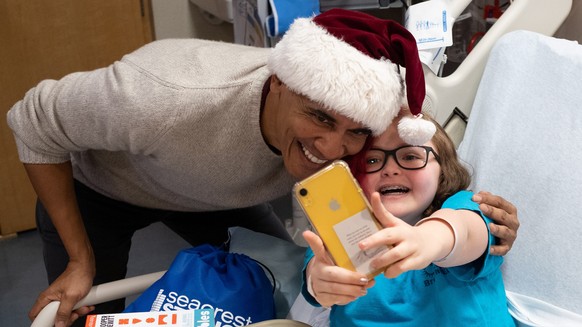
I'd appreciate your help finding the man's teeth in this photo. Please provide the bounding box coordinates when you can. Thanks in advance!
[302,145,326,164]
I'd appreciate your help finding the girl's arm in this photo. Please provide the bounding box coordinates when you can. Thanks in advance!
[415,208,488,268]
[359,192,488,278]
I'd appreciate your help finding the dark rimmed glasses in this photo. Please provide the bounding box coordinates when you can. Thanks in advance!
[364,145,441,174]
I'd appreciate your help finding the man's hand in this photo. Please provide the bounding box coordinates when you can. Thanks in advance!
[472,191,519,256]
[29,260,95,327]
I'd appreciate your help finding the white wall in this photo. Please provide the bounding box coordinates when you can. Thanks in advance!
[555,0,582,42]
[150,1,581,44]
[151,0,234,42]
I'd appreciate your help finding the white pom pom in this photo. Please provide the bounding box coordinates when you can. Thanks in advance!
[397,115,437,145]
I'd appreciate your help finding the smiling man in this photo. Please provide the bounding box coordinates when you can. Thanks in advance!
[7,8,518,327]
[261,79,373,179]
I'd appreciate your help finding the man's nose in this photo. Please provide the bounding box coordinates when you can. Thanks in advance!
[314,133,349,160]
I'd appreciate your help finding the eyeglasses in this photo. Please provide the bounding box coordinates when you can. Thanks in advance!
[364,145,441,174]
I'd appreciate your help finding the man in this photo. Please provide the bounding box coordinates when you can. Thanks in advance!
[7,9,518,327]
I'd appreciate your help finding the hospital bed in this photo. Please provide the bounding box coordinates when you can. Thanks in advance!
[31,0,578,326]
[458,28,582,325]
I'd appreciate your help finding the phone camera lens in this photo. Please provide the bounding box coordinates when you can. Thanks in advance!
[299,188,308,196]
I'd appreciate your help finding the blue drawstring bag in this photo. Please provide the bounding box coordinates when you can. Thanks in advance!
[124,244,276,325]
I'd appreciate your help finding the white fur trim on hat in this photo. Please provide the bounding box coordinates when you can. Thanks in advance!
[267,17,404,135]
[398,114,436,145]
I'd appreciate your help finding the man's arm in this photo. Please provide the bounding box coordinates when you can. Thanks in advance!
[472,191,519,256]
[25,162,95,327]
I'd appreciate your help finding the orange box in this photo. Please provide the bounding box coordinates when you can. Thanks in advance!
[85,309,214,327]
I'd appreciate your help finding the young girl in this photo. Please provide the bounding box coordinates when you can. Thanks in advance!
[301,111,515,326]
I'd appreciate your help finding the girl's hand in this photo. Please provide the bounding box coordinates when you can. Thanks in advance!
[303,230,374,308]
[358,192,441,278]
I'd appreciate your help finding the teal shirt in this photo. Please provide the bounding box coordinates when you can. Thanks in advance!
[302,191,515,326]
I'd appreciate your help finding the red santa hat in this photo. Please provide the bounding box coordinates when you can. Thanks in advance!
[267,8,435,145]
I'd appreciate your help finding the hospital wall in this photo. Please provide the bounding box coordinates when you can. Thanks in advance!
[151,0,234,41]
[555,0,582,42]
[150,1,582,44]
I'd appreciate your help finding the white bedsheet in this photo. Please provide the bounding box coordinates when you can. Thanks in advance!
[458,30,582,322]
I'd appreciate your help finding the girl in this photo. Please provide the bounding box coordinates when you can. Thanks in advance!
[302,111,515,326]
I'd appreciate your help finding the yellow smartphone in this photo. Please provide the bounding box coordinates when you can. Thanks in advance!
[293,160,387,278]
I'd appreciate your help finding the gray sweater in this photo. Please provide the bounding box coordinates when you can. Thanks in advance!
[7,39,295,211]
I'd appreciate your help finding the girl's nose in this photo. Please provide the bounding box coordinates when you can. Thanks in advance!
[382,155,401,176]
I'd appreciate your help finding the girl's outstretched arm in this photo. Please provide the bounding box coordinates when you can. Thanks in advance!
[359,192,488,278]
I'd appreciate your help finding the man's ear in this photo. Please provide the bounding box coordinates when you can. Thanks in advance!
[269,75,284,94]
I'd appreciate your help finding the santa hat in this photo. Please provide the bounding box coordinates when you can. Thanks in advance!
[267,8,435,145]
